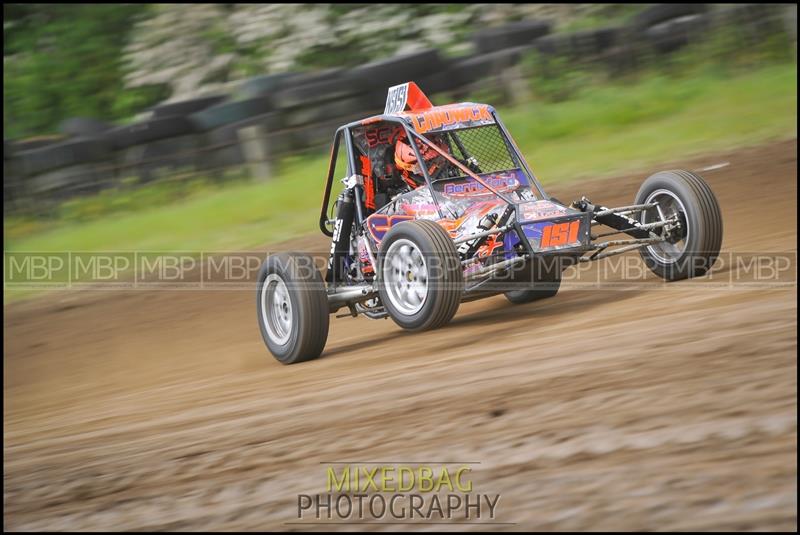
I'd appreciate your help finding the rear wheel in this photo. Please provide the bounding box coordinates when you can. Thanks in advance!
[635,170,722,281]
[504,258,562,304]
[256,253,329,364]
[378,220,462,331]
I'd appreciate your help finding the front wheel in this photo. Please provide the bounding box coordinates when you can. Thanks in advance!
[256,253,329,364]
[635,170,723,281]
[378,220,463,331]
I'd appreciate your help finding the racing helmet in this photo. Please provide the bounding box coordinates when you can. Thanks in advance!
[394,135,449,187]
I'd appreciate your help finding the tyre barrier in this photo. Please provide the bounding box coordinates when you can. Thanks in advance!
[448,46,531,87]
[235,69,343,100]
[204,112,284,168]
[597,43,641,75]
[190,96,276,132]
[10,135,67,154]
[535,26,626,60]
[414,70,464,96]
[58,117,113,138]
[3,153,25,205]
[352,49,446,92]
[632,3,709,31]
[149,95,227,119]
[472,20,552,54]
[16,137,111,177]
[26,162,114,198]
[269,73,367,110]
[106,116,198,151]
[567,27,623,57]
[281,96,372,129]
[711,3,787,35]
[644,14,711,55]
[115,134,204,183]
[355,49,449,109]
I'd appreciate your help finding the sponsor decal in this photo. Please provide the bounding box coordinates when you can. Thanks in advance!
[519,200,568,221]
[410,105,494,133]
[444,175,520,197]
[477,235,504,258]
[365,125,404,148]
[366,214,414,244]
[398,202,439,219]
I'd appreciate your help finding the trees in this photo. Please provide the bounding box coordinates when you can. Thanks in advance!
[3,4,162,139]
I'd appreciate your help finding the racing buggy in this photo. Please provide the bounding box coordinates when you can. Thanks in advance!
[257,82,723,364]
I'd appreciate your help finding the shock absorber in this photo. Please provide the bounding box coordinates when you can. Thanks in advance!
[326,188,355,283]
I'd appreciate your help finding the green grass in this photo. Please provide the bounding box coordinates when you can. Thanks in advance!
[5,63,797,257]
[507,63,797,180]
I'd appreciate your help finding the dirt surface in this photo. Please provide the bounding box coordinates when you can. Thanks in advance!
[4,140,797,531]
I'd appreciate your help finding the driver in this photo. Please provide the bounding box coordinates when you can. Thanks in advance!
[393,134,451,189]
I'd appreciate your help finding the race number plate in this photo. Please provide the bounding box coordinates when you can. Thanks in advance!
[384,83,409,114]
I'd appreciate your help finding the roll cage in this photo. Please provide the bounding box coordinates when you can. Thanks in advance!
[319,109,551,256]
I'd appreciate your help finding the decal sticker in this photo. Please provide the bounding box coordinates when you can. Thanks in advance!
[409,105,494,133]
[365,125,404,148]
[540,220,581,248]
[443,174,521,198]
[398,202,439,219]
[366,214,414,244]
[477,235,504,258]
[519,200,569,221]
[523,219,583,250]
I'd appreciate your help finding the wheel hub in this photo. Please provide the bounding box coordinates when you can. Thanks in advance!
[642,189,690,264]
[261,273,293,345]
[383,239,429,316]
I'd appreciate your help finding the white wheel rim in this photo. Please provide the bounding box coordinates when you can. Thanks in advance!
[383,239,429,315]
[642,188,689,264]
[261,273,293,345]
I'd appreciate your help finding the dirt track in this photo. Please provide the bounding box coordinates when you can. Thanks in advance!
[4,140,797,531]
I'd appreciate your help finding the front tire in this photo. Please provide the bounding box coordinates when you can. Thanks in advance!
[256,253,329,364]
[378,220,462,331]
[635,170,723,281]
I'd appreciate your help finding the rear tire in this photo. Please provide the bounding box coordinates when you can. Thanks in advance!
[378,220,462,331]
[635,170,722,281]
[504,258,562,304]
[256,253,329,364]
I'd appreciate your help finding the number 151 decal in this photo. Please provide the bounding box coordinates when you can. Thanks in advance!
[540,220,581,248]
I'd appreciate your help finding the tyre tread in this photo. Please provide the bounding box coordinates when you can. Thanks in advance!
[378,219,462,331]
[635,169,722,280]
[257,253,329,364]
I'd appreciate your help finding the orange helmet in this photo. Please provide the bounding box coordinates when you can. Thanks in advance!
[394,136,449,187]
